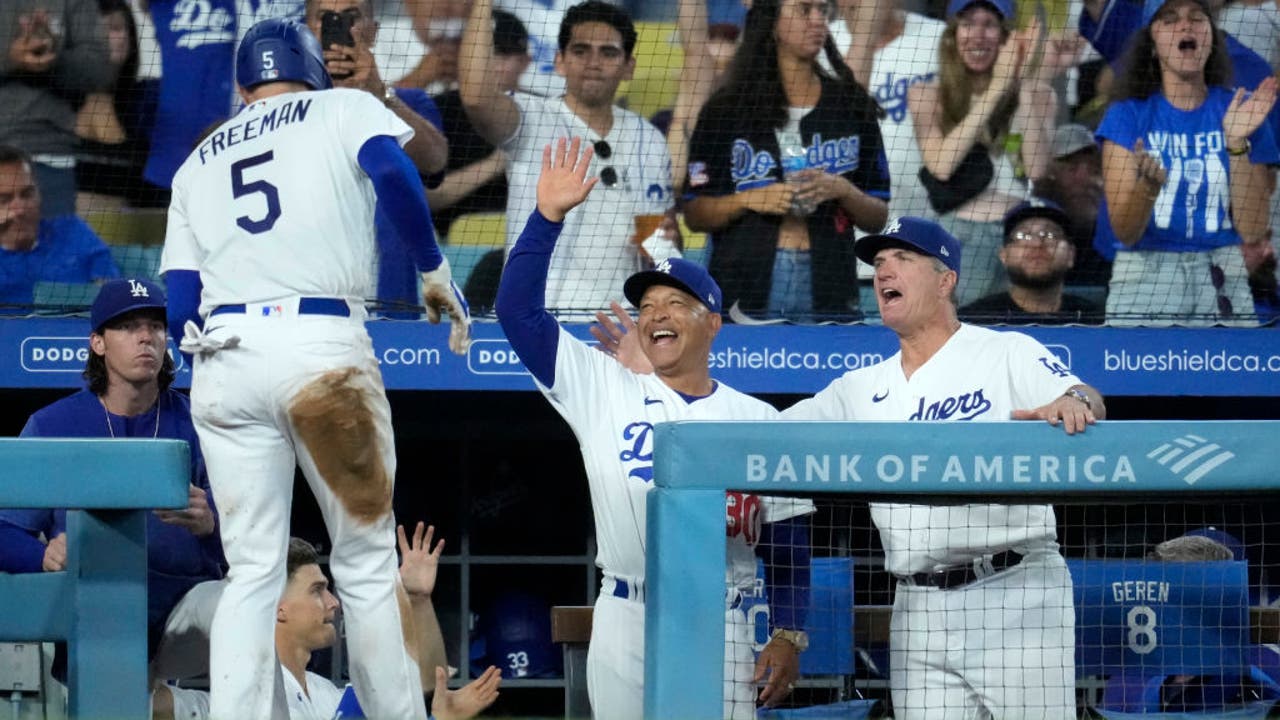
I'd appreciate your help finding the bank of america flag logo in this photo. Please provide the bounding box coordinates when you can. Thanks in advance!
[1147,435,1235,485]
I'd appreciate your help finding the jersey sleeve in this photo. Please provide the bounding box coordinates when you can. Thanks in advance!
[1095,99,1139,151]
[685,102,739,198]
[158,179,203,274]
[1005,331,1084,408]
[336,90,414,161]
[500,92,545,160]
[848,106,891,201]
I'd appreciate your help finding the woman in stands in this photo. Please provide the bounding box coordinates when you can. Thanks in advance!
[1096,0,1276,326]
[907,0,1057,306]
[682,0,888,323]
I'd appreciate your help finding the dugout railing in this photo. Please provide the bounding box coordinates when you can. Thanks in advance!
[0,438,189,719]
[645,420,1280,719]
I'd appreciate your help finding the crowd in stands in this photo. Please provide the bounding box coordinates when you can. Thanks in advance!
[3,0,1280,325]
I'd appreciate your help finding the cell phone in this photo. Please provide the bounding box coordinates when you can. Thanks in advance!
[320,10,355,50]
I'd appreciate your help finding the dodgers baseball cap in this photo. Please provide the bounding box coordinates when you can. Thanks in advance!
[91,278,167,332]
[947,0,1014,20]
[1142,0,1211,26]
[1051,123,1098,160]
[1002,197,1071,241]
[855,216,962,275]
[624,258,723,313]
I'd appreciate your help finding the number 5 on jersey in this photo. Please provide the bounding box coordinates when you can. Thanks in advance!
[231,151,281,234]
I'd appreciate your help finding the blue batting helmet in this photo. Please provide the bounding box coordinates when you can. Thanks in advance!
[235,18,332,92]
[469,592,562,680]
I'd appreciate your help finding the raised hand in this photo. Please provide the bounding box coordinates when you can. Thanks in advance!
[590,301,653,374]
[398,522,444,598]
[432,665,501,720]
[1224,77,1278,153]
[536,137,599,222]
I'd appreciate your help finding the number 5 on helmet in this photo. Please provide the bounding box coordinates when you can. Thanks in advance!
[421,256,471,355]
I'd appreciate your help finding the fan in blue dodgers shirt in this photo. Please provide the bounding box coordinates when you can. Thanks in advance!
[0,278,225,682]
[1096,0,1278,326]
[496,138,814,720]
[782,216,1107,720]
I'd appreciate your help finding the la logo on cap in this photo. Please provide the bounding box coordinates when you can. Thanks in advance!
[939,245,950,257]
[656,259,673,274]
[128,279,150,298]
[883,217,903,235]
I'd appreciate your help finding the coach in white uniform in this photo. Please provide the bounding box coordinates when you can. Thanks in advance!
[160,17,469,720]
[784,216,1106,720]
[496,139,811,720]
[461,0,672,318]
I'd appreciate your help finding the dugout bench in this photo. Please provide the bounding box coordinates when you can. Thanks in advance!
[0,438,189,719]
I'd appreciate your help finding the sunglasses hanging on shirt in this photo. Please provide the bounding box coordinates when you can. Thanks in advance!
[594,140,618,187]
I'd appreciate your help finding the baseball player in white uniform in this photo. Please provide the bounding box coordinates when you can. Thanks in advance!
[495,139,812,720]
[461,0,674,318]
[159,17,469,720]
[783,216,1106,720]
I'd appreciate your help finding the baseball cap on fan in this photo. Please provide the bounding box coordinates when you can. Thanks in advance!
[1142,0,1212,26]
[90,278,167,333]
[855,216,963,275]
[947,0,1014,20]
[624,258,723,313]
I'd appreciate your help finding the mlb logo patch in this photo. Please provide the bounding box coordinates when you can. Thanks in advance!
[688,161,709,188]
[263,69,280,80]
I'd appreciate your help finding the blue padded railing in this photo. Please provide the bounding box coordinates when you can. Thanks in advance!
[644,420,1280,719]
[0,438,189,719]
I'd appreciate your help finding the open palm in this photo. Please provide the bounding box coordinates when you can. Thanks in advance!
[536,137,600,222]
[1224,77,1278,148]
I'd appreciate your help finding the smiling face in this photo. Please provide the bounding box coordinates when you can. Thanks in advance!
[89,309,168,390]
[555,21,634,108]
[872,246,957,333]
[954,5,1005,74]
[775,0,831,62]
[1000,216,1074,288]
[637,284,721,377]
[1150,0,1213,78]
[277,563,341,652]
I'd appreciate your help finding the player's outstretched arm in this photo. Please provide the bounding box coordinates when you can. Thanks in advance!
[398,522,449,686]
[1011,383,1106,435]
[494,138,599,388]
[358,135,472,354]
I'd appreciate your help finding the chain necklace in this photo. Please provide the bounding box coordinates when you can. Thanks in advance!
[99,395,160,439]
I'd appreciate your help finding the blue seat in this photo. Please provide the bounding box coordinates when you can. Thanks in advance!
[1070,559,1256,715]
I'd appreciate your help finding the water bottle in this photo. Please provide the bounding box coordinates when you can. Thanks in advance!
[777,131,815,217]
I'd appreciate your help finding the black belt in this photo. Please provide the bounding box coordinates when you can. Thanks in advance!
[901,550,1024,590]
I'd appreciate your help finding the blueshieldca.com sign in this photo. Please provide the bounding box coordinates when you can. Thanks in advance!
[652,421,1280,495]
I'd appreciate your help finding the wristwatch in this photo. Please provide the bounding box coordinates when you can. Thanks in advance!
[770,628,809,652]
[382,84,398,107]
[1064,387,1093,412]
